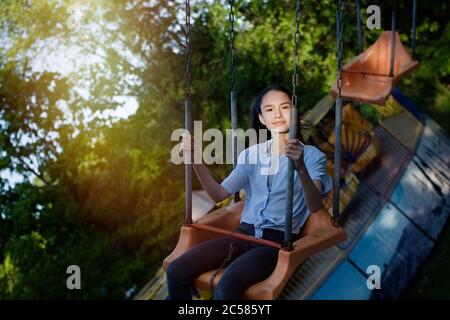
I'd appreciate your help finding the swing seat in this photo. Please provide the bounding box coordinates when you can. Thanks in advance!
[331,31,419,105]
[163,200,347,300]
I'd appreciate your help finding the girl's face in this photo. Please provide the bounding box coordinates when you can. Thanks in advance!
[258,90,292,134]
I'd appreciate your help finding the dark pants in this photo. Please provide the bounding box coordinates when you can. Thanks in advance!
[166,223,296,300]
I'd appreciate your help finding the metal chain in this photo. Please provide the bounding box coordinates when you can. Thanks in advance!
[411,0,417,57]
[336,0,344,99]
[229,0,236,92]
[209,237,236,299]
[291,0,301,110]
[185,0,192,102]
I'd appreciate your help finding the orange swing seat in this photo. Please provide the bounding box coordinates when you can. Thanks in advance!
[163,200,347,300]
[331,31,419,105]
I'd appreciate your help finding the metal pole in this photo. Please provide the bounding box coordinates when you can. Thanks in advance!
[185,101,193,225]
[411,0,417,57]
[333,0,344,227]
[229,0,240,203]
[333,98,342,225]
[184,0,193,225]
[356,0,362,53]
[231,90,239,202]
[285,108,297,250]
[389,2,397,77]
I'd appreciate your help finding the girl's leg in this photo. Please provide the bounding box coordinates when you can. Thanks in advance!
[166,237,247,300]
[213,245,279,300]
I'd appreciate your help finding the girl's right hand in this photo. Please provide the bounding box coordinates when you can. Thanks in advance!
[180,131,198,153]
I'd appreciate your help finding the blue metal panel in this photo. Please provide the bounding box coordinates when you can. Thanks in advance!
[310,260,375,300]
[391,157,450,240]
[348,202,434,299]
[338,182,382,250]
[364,126,411,198]
[391,117,450,240]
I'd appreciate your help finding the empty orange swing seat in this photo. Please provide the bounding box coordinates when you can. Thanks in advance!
[331,31,419,105]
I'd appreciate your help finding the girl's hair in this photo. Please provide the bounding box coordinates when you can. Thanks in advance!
[250,83,307,142]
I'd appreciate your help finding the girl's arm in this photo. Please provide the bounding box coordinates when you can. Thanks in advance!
[296,166,324,213]
[193,163,231,203]
[181,132,231,203]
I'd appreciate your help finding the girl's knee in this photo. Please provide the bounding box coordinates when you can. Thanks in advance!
[213,273,243,300]
[167,259,189,285]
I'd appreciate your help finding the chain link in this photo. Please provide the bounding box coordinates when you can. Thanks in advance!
[229,0,236,92]
[291,0,301,109]
[336,0,344,98]
[209,237,236,298]
[185,0,191,101]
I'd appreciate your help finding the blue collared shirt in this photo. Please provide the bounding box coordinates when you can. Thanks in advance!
[220,139,332,238]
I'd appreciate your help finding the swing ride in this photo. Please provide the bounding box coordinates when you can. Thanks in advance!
[135,0,450,300]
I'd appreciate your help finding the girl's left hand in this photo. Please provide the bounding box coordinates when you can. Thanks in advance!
[284,138,305,171]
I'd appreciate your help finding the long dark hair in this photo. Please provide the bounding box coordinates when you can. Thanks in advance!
[250,84,308,143]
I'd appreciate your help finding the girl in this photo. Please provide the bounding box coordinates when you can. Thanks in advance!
[167,84,332,300]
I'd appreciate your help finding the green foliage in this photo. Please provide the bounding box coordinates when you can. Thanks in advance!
[0,181,151,299]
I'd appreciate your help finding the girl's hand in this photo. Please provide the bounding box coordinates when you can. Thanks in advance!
[180,130,198,153]
[284,138,306,171]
